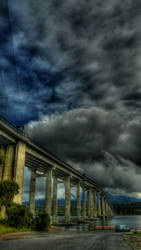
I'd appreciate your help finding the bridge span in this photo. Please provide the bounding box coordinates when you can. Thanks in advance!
[0,116,114,223]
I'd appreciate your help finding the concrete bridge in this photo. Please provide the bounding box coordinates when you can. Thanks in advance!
[0,116,114,223]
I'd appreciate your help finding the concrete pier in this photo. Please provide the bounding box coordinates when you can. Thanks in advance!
[13,141,26,204]
[3,145,15,180]
[45,169,52,218]
[53,175,58,224]
[82,186,86,218]
[77,181,81,221]
[97,192,102,217]
[29,170,36,214]
[65,175,71,224]
[93,189,97,217]
[101,196,105,219]
[88,188,92,218]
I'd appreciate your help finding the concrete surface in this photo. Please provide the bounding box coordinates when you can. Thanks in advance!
[0,231,131,250]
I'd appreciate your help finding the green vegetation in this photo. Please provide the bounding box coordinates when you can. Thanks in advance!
[123,238,134,250]
[0,224,32,235]
[0,180,19,209]
[124,234,141,250]
[34,211,50,231]
[7,203,33,229]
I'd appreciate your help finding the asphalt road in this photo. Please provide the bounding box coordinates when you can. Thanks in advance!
[0,232,131,250]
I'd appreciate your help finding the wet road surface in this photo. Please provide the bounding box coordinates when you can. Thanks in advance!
[0,231,131,250]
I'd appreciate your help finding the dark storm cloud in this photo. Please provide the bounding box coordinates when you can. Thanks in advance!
[27,108,123,163]
[1,0,141,121]
[21,0,141,116]
[1,0,141,196]
[27,107,141,196]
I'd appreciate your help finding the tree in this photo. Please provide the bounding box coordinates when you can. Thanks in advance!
[0,180,19,209]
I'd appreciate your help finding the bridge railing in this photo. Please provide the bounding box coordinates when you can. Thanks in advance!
[0,115,26,136]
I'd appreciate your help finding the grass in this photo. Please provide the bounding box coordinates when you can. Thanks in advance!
[124,233,141,250]
[0,224,32,235]
[123,238,135,250]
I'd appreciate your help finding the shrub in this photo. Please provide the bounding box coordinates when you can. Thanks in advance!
[7,203,33,228]
[34,211,50,231]
[0,217,7,225]
[0,181,19,208]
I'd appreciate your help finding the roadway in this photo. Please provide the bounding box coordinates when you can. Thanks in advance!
[0,231,131,250]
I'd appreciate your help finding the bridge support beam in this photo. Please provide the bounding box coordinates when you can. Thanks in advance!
[53,175,58,224]
[77,181,81,221]
[45,169,52,218]
[91,189,94,218]
[88,188,92,218]
[3,145,15,181]
[93,189,97,217]
[82,186,86,218]
[105,200,108,218]
[97,192,102,217]
[101,196,105,219]
[29,170,36,214]
[13,141,26,204]
[65,175,71,224]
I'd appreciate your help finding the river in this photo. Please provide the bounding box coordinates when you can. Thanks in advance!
[56,215,141,231]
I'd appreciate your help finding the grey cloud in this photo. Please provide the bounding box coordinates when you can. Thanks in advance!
[27,107,122,163]
[26,107,141,195]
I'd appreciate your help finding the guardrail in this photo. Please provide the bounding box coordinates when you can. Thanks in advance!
[0,115,26,136]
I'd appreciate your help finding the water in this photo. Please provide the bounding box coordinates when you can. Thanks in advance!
[111,215,141,227]
[56,215,141,231]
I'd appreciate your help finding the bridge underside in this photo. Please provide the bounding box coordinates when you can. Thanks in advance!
[0,117,114,222]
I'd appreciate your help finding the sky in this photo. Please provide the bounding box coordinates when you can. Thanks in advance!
[1,0,141,199]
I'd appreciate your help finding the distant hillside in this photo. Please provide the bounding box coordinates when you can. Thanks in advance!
[23,198,77,207]
[106,192,141,204]
[23,192,141,207]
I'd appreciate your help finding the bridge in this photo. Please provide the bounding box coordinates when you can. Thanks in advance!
[0,116,114,224]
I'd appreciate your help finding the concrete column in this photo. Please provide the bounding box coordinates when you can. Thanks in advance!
[29,170,36,214]
[88,188,92,218]
[101,196,105,218]
[97,192,102,217]
[65,175,71,224]
[77,181,81,221]
[3,145,15,181]
[0,164,3,181]
[82,186,86,218]
[105,200,108,218]
[13,141,26,204]
[45,169,52,218]
[0,147,6,181]
[93,189,97,217]
[91,189,94,218]
[53,175,58,224]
